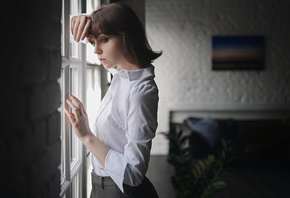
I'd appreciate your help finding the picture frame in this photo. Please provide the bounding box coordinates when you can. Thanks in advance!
[212,36,265,70]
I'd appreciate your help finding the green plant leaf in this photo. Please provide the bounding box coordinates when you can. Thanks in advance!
[195,164,202,175]
[221,150,226,160]
[213,181,226,190]
[197,159,206,171]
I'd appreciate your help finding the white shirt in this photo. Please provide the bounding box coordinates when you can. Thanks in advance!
[92,65,159,192]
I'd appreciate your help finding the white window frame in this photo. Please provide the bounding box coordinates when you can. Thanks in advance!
[60,0,87,197]
[59,0,108,197]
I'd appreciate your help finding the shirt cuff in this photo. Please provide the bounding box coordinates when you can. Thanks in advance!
[105,149,127,193]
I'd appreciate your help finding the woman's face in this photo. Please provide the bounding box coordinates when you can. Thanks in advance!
[88,32,125,70]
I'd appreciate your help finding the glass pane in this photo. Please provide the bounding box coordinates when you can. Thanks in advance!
[87,0,99,12]
[70,0,79,59]
[86,0,100,64]
[72,173,80,198]
[87,161,92,198]
[61,0,65,56]
[86,67,101,129]
[86,45,100,65]
[70,68,79,163]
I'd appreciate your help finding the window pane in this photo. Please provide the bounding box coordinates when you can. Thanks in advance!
[61,0,65,56]
[86,0,100,64]
[70,68,79,163]
[86,66,101,130]
[87,0,99,12]
[72,173,80,198]
[86,45,100,65]
[70,0,79,59]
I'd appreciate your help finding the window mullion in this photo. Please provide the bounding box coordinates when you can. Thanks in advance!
[63,0,72,185]
[64,65,71,182]
[78,1,87,198]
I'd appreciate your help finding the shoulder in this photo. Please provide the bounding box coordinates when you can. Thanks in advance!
[130,79,158,101]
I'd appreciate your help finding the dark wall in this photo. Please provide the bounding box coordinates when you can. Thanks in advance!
[1,0,62,197]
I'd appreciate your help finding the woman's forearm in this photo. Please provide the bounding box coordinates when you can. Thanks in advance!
[80,132,110,167]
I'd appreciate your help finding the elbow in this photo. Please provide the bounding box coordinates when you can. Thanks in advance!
[123,165,147,187]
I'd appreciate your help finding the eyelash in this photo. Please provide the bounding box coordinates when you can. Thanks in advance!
[90,35,109,46]
[90,38,108,46]
[100,38,108,43]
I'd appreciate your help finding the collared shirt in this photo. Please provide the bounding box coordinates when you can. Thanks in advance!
[91,65,159,192]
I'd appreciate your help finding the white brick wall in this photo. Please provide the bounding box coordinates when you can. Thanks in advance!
[146,0,290,155]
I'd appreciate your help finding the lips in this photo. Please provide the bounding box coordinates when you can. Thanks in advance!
[98,58,106,63]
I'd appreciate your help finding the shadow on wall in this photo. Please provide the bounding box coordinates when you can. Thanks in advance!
[1,0,62,197]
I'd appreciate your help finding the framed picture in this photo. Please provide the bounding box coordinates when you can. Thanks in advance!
[212,36,265,70]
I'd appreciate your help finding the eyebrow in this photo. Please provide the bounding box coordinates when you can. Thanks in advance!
[93,32,103,39]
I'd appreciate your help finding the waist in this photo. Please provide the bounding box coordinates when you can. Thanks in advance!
[91,171,116,186]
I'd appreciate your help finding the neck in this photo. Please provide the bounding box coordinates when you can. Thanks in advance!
[117,58,142,71]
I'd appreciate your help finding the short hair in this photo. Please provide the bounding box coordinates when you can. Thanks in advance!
[90,3,162,67]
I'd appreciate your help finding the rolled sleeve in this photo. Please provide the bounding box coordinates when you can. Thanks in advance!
[104,83,158,192]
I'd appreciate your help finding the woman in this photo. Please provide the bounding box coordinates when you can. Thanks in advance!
[65,3,162,198]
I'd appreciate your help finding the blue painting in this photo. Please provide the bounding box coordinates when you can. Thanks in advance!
[212,36,265,70]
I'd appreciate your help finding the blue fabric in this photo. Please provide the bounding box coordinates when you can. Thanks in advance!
[186,117,221,149]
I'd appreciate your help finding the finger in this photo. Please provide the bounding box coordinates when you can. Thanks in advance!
[66,99,81,118]
[80,19,91,41]
[57,107,61,113]
[64,108,76,123]
[71,16,76,37]
[71,16,79,39]
[69,94,82,106]
[80,102,87,115]
[69,94,87,115]
[77,101,87,116]
[72,19,81,41]
[76,16,87,42]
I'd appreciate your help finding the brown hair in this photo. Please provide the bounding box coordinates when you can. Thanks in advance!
[90,3,162,67]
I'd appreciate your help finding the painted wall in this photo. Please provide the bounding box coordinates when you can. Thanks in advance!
[145,0,290,154]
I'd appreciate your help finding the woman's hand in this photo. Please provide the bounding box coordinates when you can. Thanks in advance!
[64,94,92,140]
[64,94,110,166]
[71,15,92,42]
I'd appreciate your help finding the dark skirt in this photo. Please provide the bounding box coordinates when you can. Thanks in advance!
[90,172,159,198]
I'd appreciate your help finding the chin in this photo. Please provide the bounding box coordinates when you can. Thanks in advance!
[102,64,115,70]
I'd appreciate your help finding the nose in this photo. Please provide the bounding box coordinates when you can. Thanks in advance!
[94,43,102,55]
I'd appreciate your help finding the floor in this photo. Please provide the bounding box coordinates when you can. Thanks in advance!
[146,155,176,198]
[146,155,290,198]
[213,155,290,198]
[214,166,290,198]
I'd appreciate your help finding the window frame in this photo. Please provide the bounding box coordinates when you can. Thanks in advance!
[60,0,107,197]
[60,0,87,197]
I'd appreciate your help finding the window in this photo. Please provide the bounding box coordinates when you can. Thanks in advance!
[59,0,102,197]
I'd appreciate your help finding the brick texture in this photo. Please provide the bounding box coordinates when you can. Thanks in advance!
[0,0,62,197]
[145,0,290,154]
